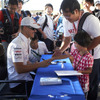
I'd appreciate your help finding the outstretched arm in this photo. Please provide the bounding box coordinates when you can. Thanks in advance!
[14,57,55,74]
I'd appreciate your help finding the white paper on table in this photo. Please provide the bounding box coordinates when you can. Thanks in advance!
[55,70,83,76]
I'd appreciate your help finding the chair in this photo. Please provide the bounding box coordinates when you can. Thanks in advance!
[0,44,28,100]
[0,78,28,100]
[0,64,28,100]
[0,44,35,100]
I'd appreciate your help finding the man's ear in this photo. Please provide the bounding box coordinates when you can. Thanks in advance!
[74,9,79,14]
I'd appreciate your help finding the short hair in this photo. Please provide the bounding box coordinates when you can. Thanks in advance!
[36,12,39,15]
[39,12,42,15]
[18,0,23,4]
[8,0,18,5]
[45,3,53,10]
[30,34,38,41]
[25,10,31,17]
[60,0,80,14]
[74,30,92,47]
[85,0,94,5]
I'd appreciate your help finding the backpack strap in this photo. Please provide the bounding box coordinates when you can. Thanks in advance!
[2,9,13,34]
[42,15,48,31]
[78,12,92,31]
[15,12,20,19]
[78,12,94,55]
[2,9,12,25]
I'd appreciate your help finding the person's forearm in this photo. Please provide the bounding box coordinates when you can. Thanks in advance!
[14,58,55,74]
[87,36,100,51]
[60,36,71,53]
[38,28,47,39]
[53,53,71,60]
[53,13,61,24]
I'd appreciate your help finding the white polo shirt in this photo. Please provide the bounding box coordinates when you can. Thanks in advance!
[63,13,100,59]
[37,14,54,40]
[7,33,33,88]
[29,41,48,63]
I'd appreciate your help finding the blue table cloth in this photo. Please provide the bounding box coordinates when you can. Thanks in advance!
[28,55,85,100]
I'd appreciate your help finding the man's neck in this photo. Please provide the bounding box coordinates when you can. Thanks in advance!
[47,14,52,16]
[17,10,21,14]
[75,11,82,21]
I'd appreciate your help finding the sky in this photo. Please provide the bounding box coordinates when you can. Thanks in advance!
[22,0,83,12]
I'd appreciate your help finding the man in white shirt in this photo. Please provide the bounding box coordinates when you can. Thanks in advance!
[7,17,55,96]
[53,0,100,100]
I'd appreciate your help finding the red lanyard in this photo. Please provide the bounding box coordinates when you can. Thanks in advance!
[72,16,81,34]
[74,51,88,70]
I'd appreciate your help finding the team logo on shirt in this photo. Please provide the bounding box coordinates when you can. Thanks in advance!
[14,48,22,59]
[68,29,74,33]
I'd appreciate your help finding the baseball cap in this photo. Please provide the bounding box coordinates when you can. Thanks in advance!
[21,17,40,29]
[94,0,100,6]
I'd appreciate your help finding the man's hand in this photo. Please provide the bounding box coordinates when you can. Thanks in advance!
[39,58,54,67]
[52,49,62,57]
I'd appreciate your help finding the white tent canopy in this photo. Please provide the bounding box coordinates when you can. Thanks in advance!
[22,0,63,12]
[22,0,83,12]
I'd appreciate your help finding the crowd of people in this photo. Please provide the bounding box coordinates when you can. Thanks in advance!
[0,0,100,100]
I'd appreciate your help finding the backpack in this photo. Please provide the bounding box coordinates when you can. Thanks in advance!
[36,15,48,41]
[1,9,20,43]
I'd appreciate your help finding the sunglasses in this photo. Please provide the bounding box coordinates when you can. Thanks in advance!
[27,26,36,30]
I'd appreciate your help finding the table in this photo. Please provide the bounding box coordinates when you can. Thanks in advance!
[28,54,85,100]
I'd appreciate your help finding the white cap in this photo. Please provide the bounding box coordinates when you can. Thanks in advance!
[21,17,40,29]
[94,0,100,6]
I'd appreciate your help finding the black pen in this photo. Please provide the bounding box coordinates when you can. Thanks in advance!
[42,58,45,61]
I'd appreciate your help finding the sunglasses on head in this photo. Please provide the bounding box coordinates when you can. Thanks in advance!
[27,26,36,30]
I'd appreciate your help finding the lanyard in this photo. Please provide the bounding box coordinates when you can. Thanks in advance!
[31,49,41,57]
[31,49,41,62]
[72,14,81,34]
[74,51,88,70]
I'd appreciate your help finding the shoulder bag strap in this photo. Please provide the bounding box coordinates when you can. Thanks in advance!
[42,15,48,31]
[78,12,92,31]
[2,9,12,24]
